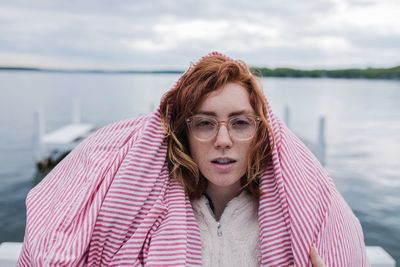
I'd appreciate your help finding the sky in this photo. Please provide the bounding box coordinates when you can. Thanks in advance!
[0,0,399,70]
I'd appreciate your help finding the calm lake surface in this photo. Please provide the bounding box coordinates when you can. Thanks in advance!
[1,71,399,264]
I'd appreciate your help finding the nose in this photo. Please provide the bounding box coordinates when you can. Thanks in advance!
[214,124,233,149]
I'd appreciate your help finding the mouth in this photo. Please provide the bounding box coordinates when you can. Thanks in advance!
[211,157,237,165]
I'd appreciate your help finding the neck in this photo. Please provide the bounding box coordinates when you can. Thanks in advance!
[206,181,242,221]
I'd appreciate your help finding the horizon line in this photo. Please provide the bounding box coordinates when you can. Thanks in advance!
[1,64,399,74]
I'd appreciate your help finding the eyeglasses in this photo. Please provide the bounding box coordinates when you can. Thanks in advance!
[186,114,260,141]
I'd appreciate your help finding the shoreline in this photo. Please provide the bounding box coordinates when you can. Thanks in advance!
[1,66,399,80]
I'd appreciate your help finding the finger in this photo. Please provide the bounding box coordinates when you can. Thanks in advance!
[310,246,326,267]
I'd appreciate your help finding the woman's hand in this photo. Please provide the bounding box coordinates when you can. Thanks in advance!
[288,246,326,267]
[310,246,326,267]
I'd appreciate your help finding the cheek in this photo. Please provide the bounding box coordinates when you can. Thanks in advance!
[241,141,253,156]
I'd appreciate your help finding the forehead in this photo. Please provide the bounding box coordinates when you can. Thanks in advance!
[196,82,254,117]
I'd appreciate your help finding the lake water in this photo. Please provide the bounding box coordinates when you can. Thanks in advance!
[0,71,399,264]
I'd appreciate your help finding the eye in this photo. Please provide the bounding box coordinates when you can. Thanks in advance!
[193,118,217,129]
[230,116,251,128]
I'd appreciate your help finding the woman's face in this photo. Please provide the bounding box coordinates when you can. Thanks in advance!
[188,82,255,192]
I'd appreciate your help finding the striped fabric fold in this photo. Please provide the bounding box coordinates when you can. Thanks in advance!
[261,112,369,266]
[18,53,368,267]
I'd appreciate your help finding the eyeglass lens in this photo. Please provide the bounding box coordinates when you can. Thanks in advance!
[189,115,257,140]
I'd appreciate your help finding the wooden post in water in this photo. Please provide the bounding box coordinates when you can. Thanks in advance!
[282,106,326,165]
[73,99,81,124]
[33,107,45,163]
[284,106,290,128]
[317,116,326,166]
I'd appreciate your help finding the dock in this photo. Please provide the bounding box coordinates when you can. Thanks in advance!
[34,100,95,170]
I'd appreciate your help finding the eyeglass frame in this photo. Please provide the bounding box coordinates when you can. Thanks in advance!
[185,114,261,141]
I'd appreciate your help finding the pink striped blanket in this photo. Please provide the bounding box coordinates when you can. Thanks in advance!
[18,62,368,267]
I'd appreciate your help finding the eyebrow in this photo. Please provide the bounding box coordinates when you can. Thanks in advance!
[195,110,253,117]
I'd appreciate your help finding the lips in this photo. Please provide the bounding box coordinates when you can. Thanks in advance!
[210,158,237,172]
[211,157,237,165]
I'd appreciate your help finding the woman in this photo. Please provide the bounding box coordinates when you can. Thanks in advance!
[18,52,368,266]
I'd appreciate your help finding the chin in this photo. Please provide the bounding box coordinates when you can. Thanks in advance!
[206,175,242,188]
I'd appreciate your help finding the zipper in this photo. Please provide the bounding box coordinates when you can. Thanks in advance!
[204,195,223,237]
[217,221,222,237]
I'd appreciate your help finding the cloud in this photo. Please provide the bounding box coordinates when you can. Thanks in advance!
[0,0,399,69]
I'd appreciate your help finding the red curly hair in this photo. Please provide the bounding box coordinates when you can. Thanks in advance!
[160,53,273,199]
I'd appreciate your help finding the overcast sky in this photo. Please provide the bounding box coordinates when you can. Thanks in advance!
[0,0,399,69]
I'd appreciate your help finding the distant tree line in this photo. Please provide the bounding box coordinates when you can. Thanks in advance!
[0,66,182,74]
[2,65,400,79]
[251,66,400,79]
